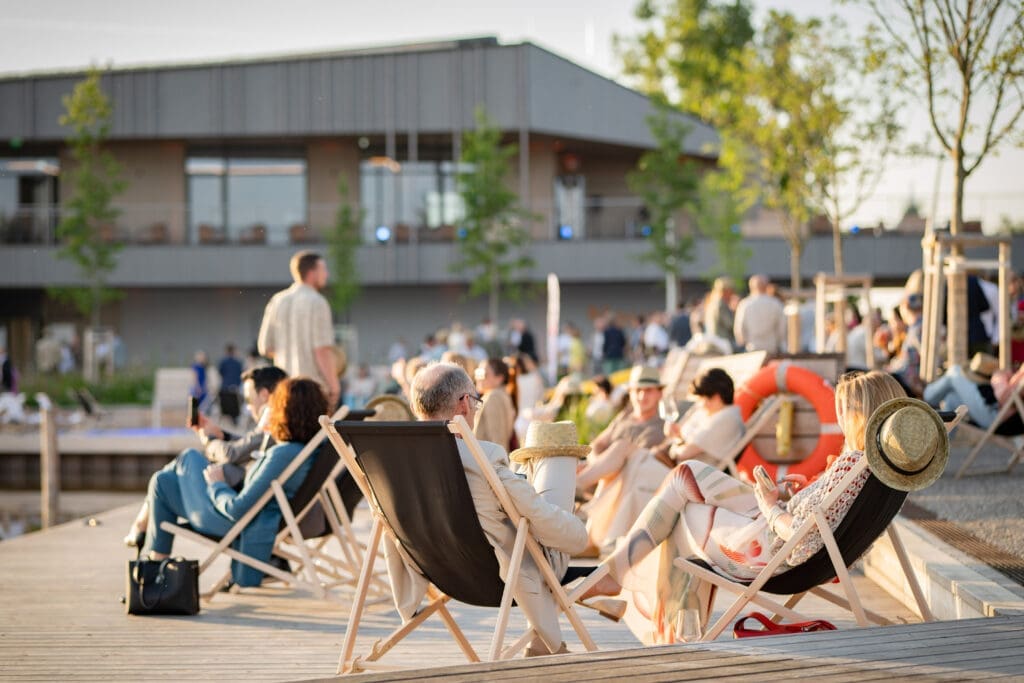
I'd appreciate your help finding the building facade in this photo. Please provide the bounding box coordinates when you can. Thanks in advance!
[1,37,1018,371]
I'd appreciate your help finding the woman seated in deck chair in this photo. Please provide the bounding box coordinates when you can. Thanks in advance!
[579,368,744,556]
[139,377,327,587]
[582,371,905,643]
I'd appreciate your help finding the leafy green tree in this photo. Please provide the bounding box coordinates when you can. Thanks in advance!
[326,176,362,320]
[452,107,534,323]
[693,170,752,287]
[627,105,701,307]
[52,68,126,328]
[800,17,901,276]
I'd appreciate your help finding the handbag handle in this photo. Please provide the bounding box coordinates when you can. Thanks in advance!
[733,611,836,638]
[135,558,172,611]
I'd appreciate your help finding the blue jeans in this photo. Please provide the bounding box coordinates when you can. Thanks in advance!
[923,365,999,428]
[143,448,234,555]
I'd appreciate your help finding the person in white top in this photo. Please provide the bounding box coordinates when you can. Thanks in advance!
[257,251,339,406]
[734,275,787,353]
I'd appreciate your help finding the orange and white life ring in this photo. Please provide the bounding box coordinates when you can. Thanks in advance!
[734,362,842,482]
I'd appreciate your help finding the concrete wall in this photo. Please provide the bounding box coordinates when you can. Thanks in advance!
[88,281,669,367]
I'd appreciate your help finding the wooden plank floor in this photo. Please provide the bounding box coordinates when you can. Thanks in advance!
[0,502,927,681]
[322,617,1024,682]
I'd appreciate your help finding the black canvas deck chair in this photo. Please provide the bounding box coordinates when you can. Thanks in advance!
[955,382,1024,478]
[675,405,967,641]
[321,415,598,675]
[572,406,965,642]
[161,405,377,601]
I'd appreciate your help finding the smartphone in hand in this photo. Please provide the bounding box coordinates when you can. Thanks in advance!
[753,465,774,490]
[188,396,200,427]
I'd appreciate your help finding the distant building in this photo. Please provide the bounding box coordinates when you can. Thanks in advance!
[0,37,1011,370]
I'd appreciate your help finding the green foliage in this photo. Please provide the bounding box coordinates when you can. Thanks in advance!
[627,105,700,280]
[326,176,362,318]
[452,107,535,322]
[20,371,154,408]
[617,0,755,123]
[692,170,752,286]
[52,68,126,328]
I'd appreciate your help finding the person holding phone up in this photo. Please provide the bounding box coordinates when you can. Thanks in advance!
[581,371,906,644]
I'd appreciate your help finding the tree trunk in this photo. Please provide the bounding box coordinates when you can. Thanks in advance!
[489,271,500,325]
[90,281,101,330]
[789,241,802,292]
[832,217,844,276]
[947,147,968,369]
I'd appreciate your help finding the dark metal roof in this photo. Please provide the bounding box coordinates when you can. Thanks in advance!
[0,38,718,156]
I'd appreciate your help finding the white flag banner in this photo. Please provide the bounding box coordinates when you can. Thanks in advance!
[546,273,560,385]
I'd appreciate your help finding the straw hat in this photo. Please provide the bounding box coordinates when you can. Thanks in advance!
[365,394,415,421]
[964,352,999,384]
[510,421,590,463]
[628,365,663,389]
[865,398,949,492]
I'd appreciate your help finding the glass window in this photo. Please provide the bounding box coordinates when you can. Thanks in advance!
[0,157,59,244]
[186,153,306,245]
[359,159,466,242]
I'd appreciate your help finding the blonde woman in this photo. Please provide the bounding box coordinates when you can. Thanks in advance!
[583,371,905,644]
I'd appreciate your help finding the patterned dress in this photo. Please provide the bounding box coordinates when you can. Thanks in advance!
[608,448,869,643]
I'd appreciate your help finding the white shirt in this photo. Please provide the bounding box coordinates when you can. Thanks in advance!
[734,293,787,353]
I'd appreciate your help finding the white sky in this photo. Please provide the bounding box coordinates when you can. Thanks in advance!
[1,0,1021,231]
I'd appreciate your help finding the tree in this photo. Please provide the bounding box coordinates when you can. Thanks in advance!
[52,68,126,329]
[856,0,1024,236]
[627,105,701,310]
[452,107,535,323]
[326,176,362,320]
[803,18,901,276]
[692,169,752,287]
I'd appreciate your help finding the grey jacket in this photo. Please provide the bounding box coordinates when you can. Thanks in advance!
[201,429,275,489]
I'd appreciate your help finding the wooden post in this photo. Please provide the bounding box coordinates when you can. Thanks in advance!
[786,299,801,354]
[815,274,827,353]
[863,277,876,370]
[40,408,60,529]
[999,242,1011,371]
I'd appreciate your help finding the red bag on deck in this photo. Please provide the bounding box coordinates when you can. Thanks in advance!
[732,611,836,638]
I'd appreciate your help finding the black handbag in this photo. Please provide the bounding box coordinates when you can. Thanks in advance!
[126,556,200,616]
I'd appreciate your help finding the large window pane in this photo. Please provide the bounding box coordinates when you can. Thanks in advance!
[186,153,306,245]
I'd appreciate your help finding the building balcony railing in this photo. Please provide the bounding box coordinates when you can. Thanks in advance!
[1,198,663,246]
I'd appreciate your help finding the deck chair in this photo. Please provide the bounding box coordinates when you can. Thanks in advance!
[722,396,782,478]
[321,415,598,674]
[161,405,374,601]
[571,406,966,642]
[673,405,967,641]
[71,387,108,422]
[955,383,1024,478]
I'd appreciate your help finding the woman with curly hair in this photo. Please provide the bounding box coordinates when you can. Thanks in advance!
[140,377,327,586]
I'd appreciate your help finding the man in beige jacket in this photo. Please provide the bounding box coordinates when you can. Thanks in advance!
[386,362,587,656]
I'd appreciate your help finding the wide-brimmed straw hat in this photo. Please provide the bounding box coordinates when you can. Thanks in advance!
[964,352,999,384]
[628,365,663,389]
[865,398,949,492]
[510,421,590,463]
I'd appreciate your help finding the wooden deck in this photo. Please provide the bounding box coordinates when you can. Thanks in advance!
[0,502,954,682]
[328,616,1024,682]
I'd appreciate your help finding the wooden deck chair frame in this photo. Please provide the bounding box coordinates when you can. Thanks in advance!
[570,406,965,642]
[161,405,379,601]
[721,396,782,478]
[955,384,1024,478]
[321,414,598,675]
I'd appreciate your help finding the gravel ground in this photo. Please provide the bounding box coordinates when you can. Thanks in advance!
[908,429,1024,561]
